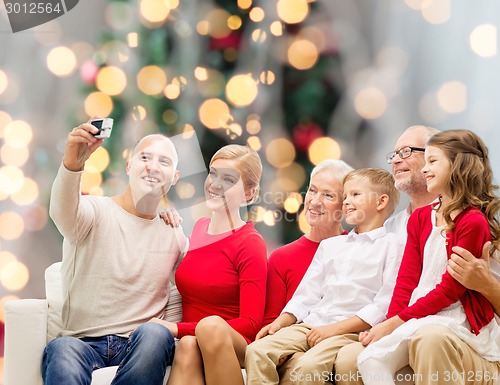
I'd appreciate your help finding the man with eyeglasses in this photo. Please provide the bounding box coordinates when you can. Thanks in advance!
[384,125,440,239]
[384,125,500,385]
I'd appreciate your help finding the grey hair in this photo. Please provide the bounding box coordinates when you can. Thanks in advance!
[404,125,441,145]
[310,159,354,184]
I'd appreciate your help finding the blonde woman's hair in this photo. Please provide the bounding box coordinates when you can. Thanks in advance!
[210,144,263,204]
[343,168,400,217]
[427,129,500,254]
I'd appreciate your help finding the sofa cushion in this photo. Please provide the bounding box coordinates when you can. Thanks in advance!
[45,262,63,343]
[164,283,182,322]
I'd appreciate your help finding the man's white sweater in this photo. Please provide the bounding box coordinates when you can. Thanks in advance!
[49,165,186,338]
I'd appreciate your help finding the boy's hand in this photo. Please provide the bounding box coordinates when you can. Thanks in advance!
[256,324,274,340]
[306,324,339,347]
[359,316,403,346]
[306,316,370,346]
[63,122,103,171]
[256,319,284,339]
[256,313,296,340]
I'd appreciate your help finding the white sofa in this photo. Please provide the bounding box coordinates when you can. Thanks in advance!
[3,262,180,385]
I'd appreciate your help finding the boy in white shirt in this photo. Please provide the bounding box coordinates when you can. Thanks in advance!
[245,168,403,385]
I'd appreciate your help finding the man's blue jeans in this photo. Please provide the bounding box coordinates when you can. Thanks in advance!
[42,323,175,385]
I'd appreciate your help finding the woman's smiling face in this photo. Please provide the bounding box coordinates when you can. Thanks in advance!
[204,158,247,212]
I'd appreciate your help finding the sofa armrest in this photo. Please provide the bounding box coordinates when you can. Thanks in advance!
[4,299,48,385]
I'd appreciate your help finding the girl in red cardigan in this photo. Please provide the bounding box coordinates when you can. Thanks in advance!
[357,129,500,385]
[154,145,267,385]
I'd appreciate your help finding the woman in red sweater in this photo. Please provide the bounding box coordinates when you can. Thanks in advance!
[358,129,500,385]
[156,144,267,385]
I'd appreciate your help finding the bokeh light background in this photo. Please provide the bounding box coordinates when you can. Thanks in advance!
[1,0,500,381]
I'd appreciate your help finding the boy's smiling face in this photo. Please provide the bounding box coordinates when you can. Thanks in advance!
[342,176,381,228]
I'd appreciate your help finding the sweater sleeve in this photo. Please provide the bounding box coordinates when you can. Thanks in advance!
[263,250,287,326]
[225,233,267,341]
[49,164,95,243]
[397,210,490,321]
[387,211,425,317]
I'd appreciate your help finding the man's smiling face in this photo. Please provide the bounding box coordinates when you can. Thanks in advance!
[127,136,179,204]
[391,127,428,196]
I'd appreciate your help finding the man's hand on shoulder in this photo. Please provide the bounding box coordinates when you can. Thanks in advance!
[448,242,493,292]
[160,208,183,228]
[449,242,500,315]
[63,122,104,171]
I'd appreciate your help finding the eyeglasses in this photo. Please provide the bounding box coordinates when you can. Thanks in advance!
[386,146,425,164]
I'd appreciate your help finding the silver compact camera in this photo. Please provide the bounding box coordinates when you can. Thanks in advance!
[90,118,114,139]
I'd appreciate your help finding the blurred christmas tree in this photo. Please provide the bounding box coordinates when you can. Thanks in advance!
[76,0,350,245]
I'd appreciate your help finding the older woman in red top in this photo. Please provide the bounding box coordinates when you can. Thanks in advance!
[262,159,353,327]
[156,144,267,385]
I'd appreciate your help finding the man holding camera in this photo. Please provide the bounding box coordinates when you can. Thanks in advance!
[42,121,187,385]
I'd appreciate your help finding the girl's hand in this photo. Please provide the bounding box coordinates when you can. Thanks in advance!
[359,330,370,343]
[359,316,404,346]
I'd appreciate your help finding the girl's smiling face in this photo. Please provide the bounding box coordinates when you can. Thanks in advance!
[422,145,452,198]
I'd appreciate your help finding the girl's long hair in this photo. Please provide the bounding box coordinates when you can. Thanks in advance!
[427,129,500,255]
